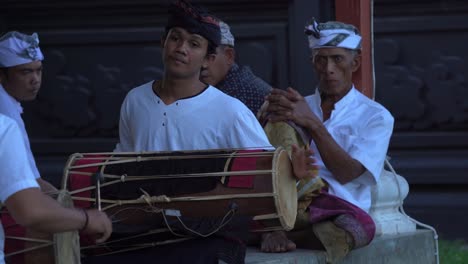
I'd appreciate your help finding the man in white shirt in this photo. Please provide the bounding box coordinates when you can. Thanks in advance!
[113,1,316,263]
[0,31,56,194]
[0,114,112,264]
[115,12,272,153]
[260,19,394,263]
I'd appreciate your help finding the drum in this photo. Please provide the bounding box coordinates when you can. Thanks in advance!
[62,147,297,256]
[1,191,80,264]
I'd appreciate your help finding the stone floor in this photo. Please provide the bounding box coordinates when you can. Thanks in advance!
[245,229,437,264]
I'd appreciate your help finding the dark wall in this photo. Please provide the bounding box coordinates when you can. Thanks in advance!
[373,0,468,241]
[1,0,467,241]
[0,0,333,182]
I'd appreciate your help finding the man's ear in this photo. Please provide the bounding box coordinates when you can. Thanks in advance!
[351,52,361,73]
[202,53,216,68]
[225,47,236,65]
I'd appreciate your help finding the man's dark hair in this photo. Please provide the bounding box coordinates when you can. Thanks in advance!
[165,0,220,55]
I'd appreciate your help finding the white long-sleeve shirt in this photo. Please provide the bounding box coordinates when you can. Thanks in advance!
[0,114,39,263]
[0,84,40,179]
[306,87,394,212]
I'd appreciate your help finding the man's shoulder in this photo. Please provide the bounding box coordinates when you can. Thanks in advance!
[0,87,16,113]
[0,114,16,129]
[352,91,393,121]
[221,66,271,113]
[207,85,253,113]
[125,81,154,98]
[0,98,21,125]
[209,85,244,104]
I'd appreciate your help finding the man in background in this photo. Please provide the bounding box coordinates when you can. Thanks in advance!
[200,20,271,115]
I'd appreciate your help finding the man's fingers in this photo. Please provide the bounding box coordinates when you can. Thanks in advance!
[286,87,303,101]
[270,88,289,96]
[291,144,299,153]
[267,93,292,104]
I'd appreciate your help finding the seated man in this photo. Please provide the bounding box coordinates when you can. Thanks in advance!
[0,114,112,263]
[200,20,271,115]
[0,31,57,194]
[260,18,394,263]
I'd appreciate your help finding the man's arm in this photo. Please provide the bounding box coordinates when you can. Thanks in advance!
[266,88,365,184]
[305,121,366,184]
[4,187,112,243]
[37,178,58,195]
[0,116,112,243]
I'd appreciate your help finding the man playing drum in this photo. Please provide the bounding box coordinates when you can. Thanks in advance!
[259,19,394,263]
[0,114,113,264]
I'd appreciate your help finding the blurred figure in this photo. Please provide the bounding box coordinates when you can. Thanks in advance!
[200,21,271,115]
[0,114,112,264]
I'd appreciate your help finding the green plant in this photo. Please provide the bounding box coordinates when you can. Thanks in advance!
[439,239,468,264]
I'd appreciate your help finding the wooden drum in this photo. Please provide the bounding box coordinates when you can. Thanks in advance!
[62,147,297,256]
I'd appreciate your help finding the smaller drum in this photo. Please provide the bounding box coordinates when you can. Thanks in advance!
[1,191,80,264]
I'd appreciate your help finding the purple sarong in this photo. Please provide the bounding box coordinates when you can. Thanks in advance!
[308,190,375,248]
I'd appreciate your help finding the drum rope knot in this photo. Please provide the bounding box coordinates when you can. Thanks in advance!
[139,188,172,204]
[120,174,127,182]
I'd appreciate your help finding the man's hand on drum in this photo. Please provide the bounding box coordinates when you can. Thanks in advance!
[82,209,113,244]
[265,87,320,130]
[291,144,318,180]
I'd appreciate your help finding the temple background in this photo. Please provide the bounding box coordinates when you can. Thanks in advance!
[1,0,467,241]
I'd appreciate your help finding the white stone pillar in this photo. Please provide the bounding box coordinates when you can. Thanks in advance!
[369,169,416,236]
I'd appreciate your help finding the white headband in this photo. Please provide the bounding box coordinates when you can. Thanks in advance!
[220,21,235,47]
[0,31,44,67]
[305,19,361,50]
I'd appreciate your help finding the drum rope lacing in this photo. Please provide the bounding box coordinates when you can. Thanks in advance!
[61,149,290,256]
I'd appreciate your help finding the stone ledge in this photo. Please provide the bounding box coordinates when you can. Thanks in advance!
[245,229,437,264]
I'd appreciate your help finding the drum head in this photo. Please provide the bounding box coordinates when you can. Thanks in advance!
[272,147,297,231]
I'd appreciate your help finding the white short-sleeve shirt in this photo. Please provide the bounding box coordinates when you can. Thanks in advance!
[0,114,40,263]
[0,84,41,179]
[114,81,272,152]
[305,87,394,212]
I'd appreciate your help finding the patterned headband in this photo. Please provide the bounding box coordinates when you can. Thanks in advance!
[304,18,362,50]
[0,31,44,67]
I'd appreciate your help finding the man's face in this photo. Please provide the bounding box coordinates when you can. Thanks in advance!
[0,61,43,101]
[200,45,234,86]
[162,27,214,79]
[312,47,360,97]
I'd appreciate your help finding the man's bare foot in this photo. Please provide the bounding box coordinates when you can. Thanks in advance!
[260,231,296,253]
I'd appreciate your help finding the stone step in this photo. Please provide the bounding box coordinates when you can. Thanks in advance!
[245,229,437,264]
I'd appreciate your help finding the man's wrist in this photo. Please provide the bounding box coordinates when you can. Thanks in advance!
[80,209,89,232]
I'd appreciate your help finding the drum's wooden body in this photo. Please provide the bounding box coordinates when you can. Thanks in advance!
[64,147,297,230]
[63,147,297,256]
[2,148,298,261]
